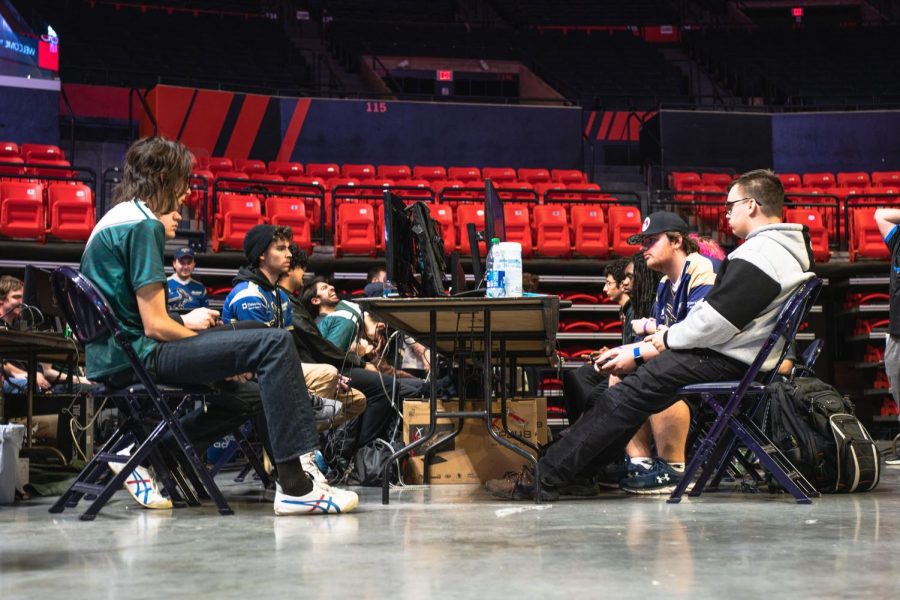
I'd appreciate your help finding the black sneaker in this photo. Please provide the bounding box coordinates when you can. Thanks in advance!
[486,467,560,501]
[558,476,600,497]
[619,458,683,495]
[596,459,651,488]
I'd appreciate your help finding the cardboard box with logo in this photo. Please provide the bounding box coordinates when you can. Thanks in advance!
[402,398,547,484]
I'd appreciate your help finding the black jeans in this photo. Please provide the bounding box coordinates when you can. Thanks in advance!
[146,327,318,463]
[541,349,746,487]
[563,363,609,424]
[345,367,424,445]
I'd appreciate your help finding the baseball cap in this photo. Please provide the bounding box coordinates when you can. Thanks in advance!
[174,247,195,261]
[628,211,690,245]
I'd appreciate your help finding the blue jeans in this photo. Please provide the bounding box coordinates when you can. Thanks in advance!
[145,327,318,463]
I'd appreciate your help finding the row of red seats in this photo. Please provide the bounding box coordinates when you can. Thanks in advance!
[212,194,313,253]
[194,156,588,186]
[671,170,900,191]
[0,142,74,179]
[335,201,643,259]
[0,181,95,242]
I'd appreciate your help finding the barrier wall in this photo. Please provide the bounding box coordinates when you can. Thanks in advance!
[142,85,583,168]
[0,82,59,145]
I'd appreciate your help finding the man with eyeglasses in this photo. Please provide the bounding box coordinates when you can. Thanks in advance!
[166,247,208,311]
[489,169,814,501]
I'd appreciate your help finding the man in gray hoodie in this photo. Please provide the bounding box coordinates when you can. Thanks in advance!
[490,169,815,499]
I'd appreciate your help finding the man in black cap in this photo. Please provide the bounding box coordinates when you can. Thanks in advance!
[166,246,209,311]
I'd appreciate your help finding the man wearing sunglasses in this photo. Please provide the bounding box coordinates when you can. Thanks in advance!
[166,246,208,311]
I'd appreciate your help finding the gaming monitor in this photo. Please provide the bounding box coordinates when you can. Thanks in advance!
[483,178,506,250]
[383,191,420,297]
[409,202,448,297]
[23,265,64,330]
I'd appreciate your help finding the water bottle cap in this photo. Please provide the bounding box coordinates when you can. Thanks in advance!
[491,237,501,243]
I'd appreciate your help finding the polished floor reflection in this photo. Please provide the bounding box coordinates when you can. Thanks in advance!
[2,469,898,598]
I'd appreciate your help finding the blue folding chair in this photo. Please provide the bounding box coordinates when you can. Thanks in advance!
[668,276,823,505]
[50,266,234,520]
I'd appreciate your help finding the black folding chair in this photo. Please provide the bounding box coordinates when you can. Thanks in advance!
[50,266,233,520]
[668,277,823,505]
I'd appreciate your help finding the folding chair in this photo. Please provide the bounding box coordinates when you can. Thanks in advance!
[668,276,823,505]
[50,266,234,520]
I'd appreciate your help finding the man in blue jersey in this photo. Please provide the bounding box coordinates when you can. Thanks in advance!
[166,247,208,311]
[875,207,900,466]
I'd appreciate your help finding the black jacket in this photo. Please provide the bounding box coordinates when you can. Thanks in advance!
[287,293,364,370]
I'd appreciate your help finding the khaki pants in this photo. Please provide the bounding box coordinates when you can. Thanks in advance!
[301,363,367,431]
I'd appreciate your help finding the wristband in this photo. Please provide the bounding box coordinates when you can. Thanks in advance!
[633,345,645,366]
[642,320,648,335]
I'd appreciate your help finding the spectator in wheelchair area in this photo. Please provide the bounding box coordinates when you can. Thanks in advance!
[220,224,366,431]
[489,169,815,500]
[79,136,357,515]
[874,207,900,466]
[166,246,208,311]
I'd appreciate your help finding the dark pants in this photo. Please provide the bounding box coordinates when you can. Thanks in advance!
[563,363,609,424]
[146,327,318,463]
[541,349,746,487]
[345,367,423,445]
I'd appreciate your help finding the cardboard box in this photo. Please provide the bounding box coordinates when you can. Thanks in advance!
[404,450,480,485]
[402,398,548,484]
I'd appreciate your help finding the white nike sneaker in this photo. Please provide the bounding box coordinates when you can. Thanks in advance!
[107,445,173,510]
[273,479,359,515]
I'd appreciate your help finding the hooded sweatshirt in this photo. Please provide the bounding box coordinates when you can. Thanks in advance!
[221,267,292,328]
[663,223,814,371]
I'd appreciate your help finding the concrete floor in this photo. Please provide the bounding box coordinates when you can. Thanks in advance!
[1,469,899,599]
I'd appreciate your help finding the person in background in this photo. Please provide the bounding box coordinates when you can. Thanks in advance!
[874,207,900,466]
[166,247,208,311]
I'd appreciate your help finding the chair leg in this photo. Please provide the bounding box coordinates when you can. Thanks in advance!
[233,425,271,488]
[165,414,233,515]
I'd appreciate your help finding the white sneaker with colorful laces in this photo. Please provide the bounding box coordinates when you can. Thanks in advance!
[107,445,173,510]
[273,478,358,516]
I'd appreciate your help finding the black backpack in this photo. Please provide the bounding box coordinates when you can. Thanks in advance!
[767,377,880,493]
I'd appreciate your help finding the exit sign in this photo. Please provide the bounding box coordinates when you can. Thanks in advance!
[437,70,453,82]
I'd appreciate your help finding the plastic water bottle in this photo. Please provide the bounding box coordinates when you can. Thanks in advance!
[486,238,504,298]
[497,241,523,297]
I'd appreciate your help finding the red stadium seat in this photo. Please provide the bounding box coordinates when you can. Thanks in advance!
[849,207,890,262]
[212,194,264,252]
[0,142,19,157]
[700,173,733,188]
[571,205,609,258]
[608,206,642,256]
[534,182,566,202]
[48,183,94,241]
[551,169,586,185]
[517,168,551,185]
[412,165,445,182]
[215,171,250,192]
[432,180,467,205]
[691,186,726,222]
[497,182,535,202]
[447,166,482,183]
[456,204,486,256]
[801,172,835,190]
[533,205,570,257]
[28,159,73,179]
[0,157,25,177]
[335,203,377,256]
[0,181,45,241]
[482,167,517,184]
[21,143,63,161]
[563,183,604,203]
[837,172,870,188]
[670,172,701,190]
[306,163,340,178]
[342,164,376,180]
[785,208,829,263]
[430,204,455,253]
[503,203,533,258]
[378,165,412,180]
[265,197,311,253]
[776,173,802,190]
[268,161,304,177]
[206,157,234,174]
[286,175,326,228]
[234,159,267,175]
[863,186,900,204]
[393,179,432,200]
[872,171,900,187]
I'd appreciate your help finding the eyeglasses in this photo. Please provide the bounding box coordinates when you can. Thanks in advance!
[724,196,754,216]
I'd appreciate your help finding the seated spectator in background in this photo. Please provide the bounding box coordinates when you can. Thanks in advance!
[595,212,717,493]
[491,169,813,501]
[874,207,900,466]
[562,258,631,424]
[522,272,541,294]
[221,224,347,428]
[363,265,387,298]
[80,136,356,515]
[166,247,208,311]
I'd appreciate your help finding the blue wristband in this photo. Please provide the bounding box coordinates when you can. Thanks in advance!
[633,345,645,366]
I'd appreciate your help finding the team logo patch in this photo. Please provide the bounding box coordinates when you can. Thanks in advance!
[642,217,651,232]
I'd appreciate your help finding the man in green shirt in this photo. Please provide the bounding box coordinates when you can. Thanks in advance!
[80,136,357,515]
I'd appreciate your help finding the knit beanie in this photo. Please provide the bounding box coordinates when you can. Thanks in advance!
[243,224,278,266]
